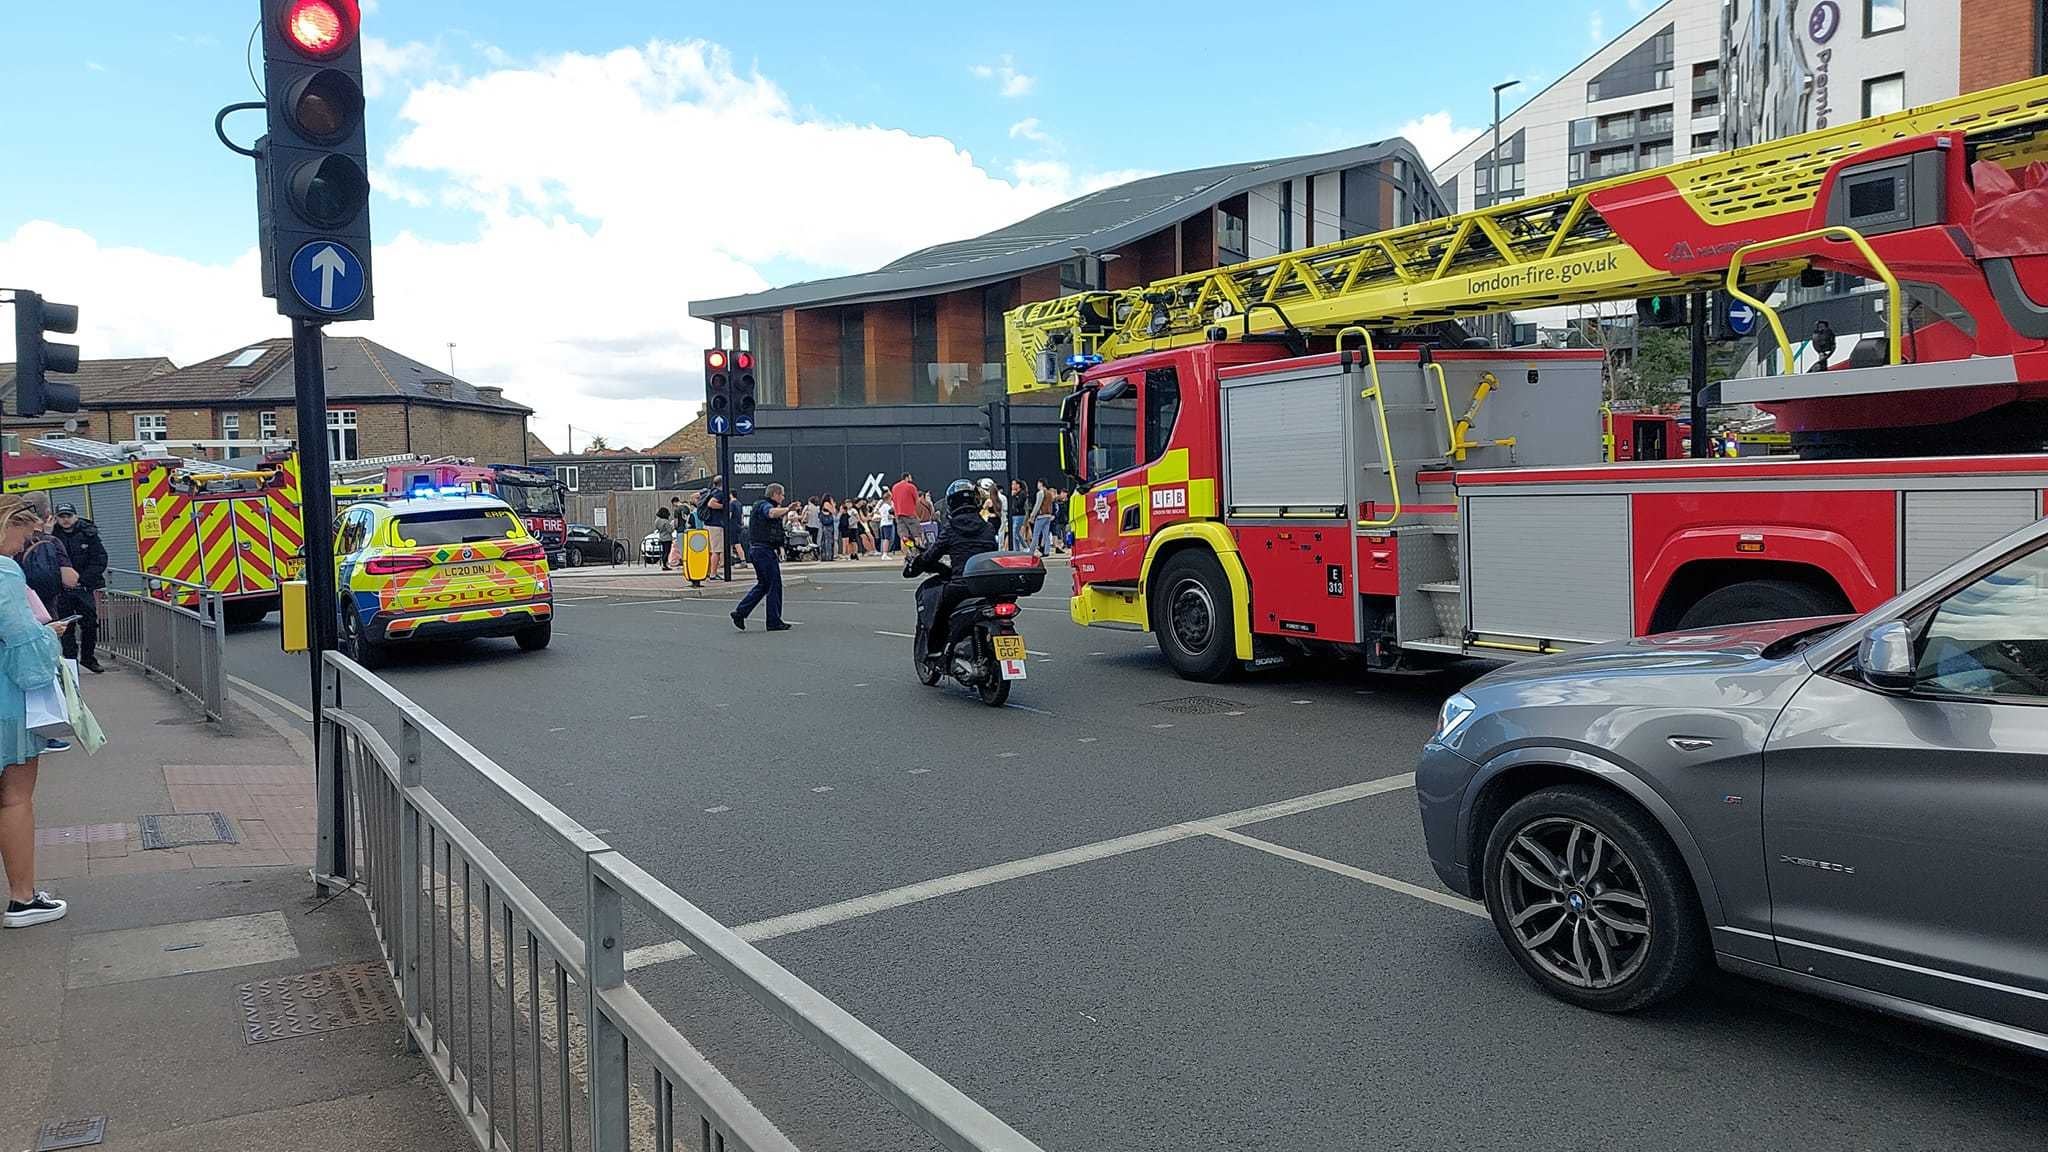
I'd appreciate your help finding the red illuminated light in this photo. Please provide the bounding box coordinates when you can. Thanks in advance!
[706,350,727,369]
[990,554,1042,569]
[281,0,359,59]
[735,351,753,370]
[992,602,1020,617]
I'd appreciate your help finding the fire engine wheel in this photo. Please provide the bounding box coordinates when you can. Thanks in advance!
[515,621,552,651]
[1675,578,1846,630]
[1153,551,1236,682]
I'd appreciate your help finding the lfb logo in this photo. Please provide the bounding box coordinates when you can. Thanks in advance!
[1092,489,1116,523]
[1808,0,1840,42]
[1150,486,1188,516]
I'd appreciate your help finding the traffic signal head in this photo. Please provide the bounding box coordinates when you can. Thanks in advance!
[11,291,82,418]
[1636,294,1689,329]
[704,348,733,433]
[732,350,756,434]
[259,0,373,321]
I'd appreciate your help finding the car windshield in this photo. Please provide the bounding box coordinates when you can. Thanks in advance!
[498,482,563,517]
[393,508,522,547]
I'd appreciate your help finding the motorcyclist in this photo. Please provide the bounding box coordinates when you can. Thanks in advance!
[907,479,1000,656]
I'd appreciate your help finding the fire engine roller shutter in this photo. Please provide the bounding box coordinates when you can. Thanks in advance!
[86,479,141,574]
[1466,493,1630,644]
[1222,369,1349,513]
[1902,490,2041,585]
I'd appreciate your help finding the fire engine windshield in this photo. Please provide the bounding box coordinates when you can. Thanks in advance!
[497,481,564,518]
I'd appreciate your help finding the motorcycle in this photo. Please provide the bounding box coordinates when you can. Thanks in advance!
[906,550,1046,706]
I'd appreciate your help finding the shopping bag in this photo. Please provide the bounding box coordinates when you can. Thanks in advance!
[59,659,106,755]
[25,672,69,738]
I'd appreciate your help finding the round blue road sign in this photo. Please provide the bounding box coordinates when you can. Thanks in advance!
[1726,299,1757,337]
[289,241,366,315]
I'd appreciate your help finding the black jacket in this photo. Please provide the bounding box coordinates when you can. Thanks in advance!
[909,508,999,578]
[53,519,108,590]
[20,535,71,607]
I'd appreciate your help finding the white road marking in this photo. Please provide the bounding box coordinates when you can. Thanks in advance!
[907,768,931,775]
[607,598,694,607]
[229,675,312,723]
[1076,737,1098,743]
[704,806,730,814]
[853,683,869,688]
[1290,699,1313,705]
[548,726,567,733]
[628,715,650,720]
[1088,651,1106,656]
[624,773,1417,970]
[874,630,915,639]
[1018,605,1068,613]
[1196,824,1486,919]
[784,600,865,606]
[1151,722,1174,730]
[997,751,1019,758]
[1003,702,1055,716]
[1225,710,1247,717]
[553,596,608,604]
[791,692,808,698]
[811,786,834,793]
[1027,650,1052,657]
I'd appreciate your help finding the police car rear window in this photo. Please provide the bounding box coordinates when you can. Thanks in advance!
[394,509,521,546]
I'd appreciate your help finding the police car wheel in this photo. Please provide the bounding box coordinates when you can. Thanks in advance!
[343,611,387,670]
[516,622,552,652]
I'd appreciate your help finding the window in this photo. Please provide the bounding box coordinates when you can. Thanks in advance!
[1475,167,1492,196]
[1590,148,1637,178]
[837,309,865,405]
[1278,180,1294,252]
[1865,0,1904,34]
[134,414,167,441]
[1653,26,1674,64]
[557,465,579,492]
[631,463,656,490]
[1652,66,1671,90]
[1638,107,1674,137]
[1569,117,1596,147]
[1087,377,1138,479]
[1569,153,1587,183]
[1863,74,1906,118]
[1597,112,1635,142]
[393,508,524,548]
[1217,204,1247,264]
[1913,543,2048,699]
[1693,61,1721,95]
[1143,368,1180,461]
[221,413,240,441]
[225,346,266,369]
[1693,131,1721,151]
[1641,143,1674,168]
[260,411,278,441]
[1496,162,1524,193]
[327,408,358,461]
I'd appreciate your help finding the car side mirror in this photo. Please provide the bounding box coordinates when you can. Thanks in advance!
[1857,621,1916,691]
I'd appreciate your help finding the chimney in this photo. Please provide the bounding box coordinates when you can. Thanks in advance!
[425,380,453,398]
[476,385,505,402]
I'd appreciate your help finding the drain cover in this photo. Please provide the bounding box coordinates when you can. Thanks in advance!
[1147,695,1247,715]
[238,961,398,1044]
[137,812,236,850]
[35,1117,106,1150]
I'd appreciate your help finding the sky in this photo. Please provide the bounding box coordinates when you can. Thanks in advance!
[0,0,1642,449]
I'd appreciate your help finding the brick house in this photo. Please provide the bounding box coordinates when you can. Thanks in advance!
[530,418,714,495]
[0,357,177,439]
[86,337,533,464]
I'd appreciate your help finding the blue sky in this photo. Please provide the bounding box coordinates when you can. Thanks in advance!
[0,0,1629,443]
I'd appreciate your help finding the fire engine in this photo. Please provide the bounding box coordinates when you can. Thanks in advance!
[335,456,570,566]
[1004,77,2048,680]
[6,437,305,625]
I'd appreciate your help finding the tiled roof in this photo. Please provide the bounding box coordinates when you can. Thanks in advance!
[94,337,532,413]
[0,357,177,417]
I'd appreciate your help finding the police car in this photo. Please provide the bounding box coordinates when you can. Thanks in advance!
[334,490,553,667]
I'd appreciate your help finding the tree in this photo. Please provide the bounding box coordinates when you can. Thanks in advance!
[584,434,610,451]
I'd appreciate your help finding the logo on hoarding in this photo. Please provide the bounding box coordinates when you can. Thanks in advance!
[1808,0,1840,43]
[858,472,887,500]
[1092,488,1116,523]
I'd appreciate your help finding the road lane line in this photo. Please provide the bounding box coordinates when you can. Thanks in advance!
[1193,823,1485,919]
[873,630,915,639]
[624,772,1416,970]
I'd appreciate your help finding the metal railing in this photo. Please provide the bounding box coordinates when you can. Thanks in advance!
[101,567,226,722]
[318,652,1048,1152]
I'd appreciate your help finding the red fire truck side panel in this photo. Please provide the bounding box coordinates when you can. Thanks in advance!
[1630,489,1899,633]
[1233,523,1358,643]
[1354,532,1400,597]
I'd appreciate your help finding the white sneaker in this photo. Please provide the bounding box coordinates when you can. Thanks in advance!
[4,891,67,928]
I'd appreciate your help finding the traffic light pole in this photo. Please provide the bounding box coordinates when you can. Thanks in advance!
[292,319,345,878]
[1688,291,1711,458]
[719,431,733,582]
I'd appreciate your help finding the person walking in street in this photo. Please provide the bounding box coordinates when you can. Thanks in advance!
[731,483,792,632]
[1030,479,1056,557]
[1006,480,1029,554]
[50,503,106,673]
[817,493,838,562]
[699,478,729,580]
[653,506,675,570]
[0,494,71,928]
[889,472,922,559]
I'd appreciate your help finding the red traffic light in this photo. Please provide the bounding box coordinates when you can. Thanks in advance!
[281,0,360,59]
[734,351,753,370]
[706,350,727,370]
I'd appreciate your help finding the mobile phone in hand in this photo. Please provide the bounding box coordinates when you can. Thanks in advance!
[53,614,82,626]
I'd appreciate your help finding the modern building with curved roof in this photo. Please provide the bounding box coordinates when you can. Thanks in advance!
[690,137,1447,410]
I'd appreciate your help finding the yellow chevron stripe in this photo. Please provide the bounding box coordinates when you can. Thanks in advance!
[196,501,240,592]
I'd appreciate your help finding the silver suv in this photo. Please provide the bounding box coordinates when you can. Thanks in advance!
[1417,517,2048,1051]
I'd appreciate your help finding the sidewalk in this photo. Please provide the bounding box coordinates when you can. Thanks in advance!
[0,668,468,1151]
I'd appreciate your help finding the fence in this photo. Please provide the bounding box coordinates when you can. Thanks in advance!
[566,489,708,566]
[317,651,1047,1152]
[100,567,227,722]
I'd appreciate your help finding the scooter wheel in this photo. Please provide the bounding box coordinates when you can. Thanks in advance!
[977,675,1011,707]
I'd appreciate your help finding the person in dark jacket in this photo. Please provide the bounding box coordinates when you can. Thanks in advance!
[50,505,105,672]
[908,480,1000,656]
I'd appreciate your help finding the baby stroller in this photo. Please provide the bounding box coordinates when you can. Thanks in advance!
[783,531,819,563]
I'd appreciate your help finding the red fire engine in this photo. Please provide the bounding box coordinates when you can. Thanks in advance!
[1003,77,2048,679]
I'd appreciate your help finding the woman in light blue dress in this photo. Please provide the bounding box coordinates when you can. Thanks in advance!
[0,494,69,928]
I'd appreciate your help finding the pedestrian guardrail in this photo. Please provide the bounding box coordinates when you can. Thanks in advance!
[101,567,227,722]
[316,651,1048,1152]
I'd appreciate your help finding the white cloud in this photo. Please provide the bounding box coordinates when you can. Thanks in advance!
[1387,111,1485,167]
[362,37,440,100]
[1589,9,1606,45]
[1008,117,1051,145]
[970,55,1035,98]
[10,40,1127,446]
[84,60,106,73]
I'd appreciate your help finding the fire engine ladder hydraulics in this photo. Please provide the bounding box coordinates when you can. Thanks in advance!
[1004,76,2048,389]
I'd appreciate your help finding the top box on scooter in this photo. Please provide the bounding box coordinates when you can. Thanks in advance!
[958,551,1045,599]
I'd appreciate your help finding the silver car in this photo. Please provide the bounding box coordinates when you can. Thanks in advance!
[1417,516,2048,1050]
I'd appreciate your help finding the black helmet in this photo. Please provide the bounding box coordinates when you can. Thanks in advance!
[944,479,978,513]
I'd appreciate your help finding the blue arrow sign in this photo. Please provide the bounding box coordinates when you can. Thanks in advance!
[734,415,755,436]
[1725,299,1757,337]
[708,415,731,436]
[289,241,366,314]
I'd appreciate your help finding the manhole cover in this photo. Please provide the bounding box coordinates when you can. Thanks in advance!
[35,1117,105,1150]
[138,812,236,850]
[238,961,398,1044]
[1147,695,1247,715]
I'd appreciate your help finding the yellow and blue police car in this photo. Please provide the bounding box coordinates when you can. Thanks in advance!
[334,490,552,667]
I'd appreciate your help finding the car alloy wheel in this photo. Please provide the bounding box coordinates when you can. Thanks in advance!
[1497,816,1651,990]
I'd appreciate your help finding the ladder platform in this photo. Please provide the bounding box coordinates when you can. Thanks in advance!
[1402,636,1469,655]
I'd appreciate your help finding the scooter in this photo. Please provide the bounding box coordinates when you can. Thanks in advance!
[906,550,1046,706]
